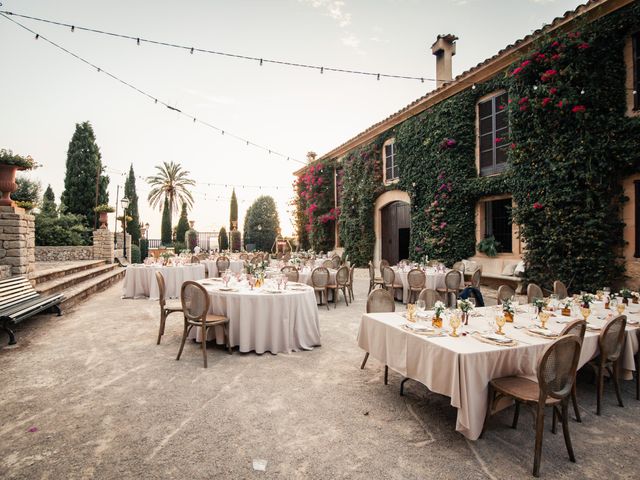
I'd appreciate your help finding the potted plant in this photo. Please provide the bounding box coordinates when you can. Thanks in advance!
[619,288,632,305]
[532,297,547,314]
[580,293,595,308]
[0,149,37,207]
[476,236,501,257]
[15,200,36,212]
[561,297,573,317]
[502,297,515,322]
[432,300,446,328]
[94,204,115,228]
[457,298,474,325]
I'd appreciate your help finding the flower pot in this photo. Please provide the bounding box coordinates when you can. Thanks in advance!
[462,312,469,325]
[504,311,514,323]
[633,297,638,305]
[622,297,629,305]
[562,308,571,317]
[0,164,19,207]
[432,315,442,329]
[99,211,109,229]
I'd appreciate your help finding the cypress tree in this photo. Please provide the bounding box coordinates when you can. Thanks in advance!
[230,188,238,231]
[124,164,141,245]
[243,196,280,252]
[61,121,109,228]
[175,202,190,243]
[218,226,229,251]
[41,185,57,217]
[161,198,172,245]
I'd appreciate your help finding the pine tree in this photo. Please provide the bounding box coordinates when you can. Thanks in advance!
[41,185,57,217]
[230,188,238,231]
[218,226,229,251]
[61,121,109,228]
[161,198,172,245]
[124,164,141,245]
[175,202,190,243]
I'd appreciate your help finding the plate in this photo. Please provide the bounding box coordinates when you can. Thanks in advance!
[218,287,236,292]
[404,322,434,333]
[482,333,512,343]
[529,327,558,337]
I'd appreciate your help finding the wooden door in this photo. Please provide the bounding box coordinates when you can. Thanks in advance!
[381,201,410,265]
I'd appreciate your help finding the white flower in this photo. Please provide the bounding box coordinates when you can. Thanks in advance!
[434,301,445,309]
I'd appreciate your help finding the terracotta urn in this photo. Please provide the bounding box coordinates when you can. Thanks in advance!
[0,164,19,207]
[99,211,109,229]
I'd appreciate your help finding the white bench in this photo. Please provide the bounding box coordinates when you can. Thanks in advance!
[463,256,526,294]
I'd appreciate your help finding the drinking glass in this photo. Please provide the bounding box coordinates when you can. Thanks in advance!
[416,299,426,317]
[283,275,289,290]
[539,311,551,329]
[580,307,591,322]
[450,313,461,337]
[610,297,618,311]
[495,315,506,335]
[616,303,626,315]
[549,294,559,311]
[276,276,283,290]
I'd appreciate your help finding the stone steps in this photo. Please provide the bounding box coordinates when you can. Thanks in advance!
[35,262,121,297]
[58,267,125,311]
[30,260,108,286]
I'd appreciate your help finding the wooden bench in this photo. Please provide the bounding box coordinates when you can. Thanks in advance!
[0,276,64,345]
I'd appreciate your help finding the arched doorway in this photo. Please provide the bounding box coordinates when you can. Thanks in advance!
[374,190,411,266]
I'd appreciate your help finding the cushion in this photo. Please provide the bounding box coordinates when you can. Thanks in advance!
[514,260,526,277]
[501,263,517,276]
[462,259,479,273]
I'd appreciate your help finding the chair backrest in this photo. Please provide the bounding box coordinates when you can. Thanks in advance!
[331,255,341,270]
[553,280,568,299]
[559,319,587,345]
[190,255,200,264]
[381,266,395,288]
[336,266,349,286]
[216,256,230,272]
[417,288,442,309]
[281,266,299,282]
[598,315,627,362]
[322,259,333,269]
[452,261,465,273]
[470,269,481,288]
[311,267,330,288]
[366,289,396,313]
[497,285,515,305]
[527,283,544,304]
[276,252,283,260]
[537,335,582,400]
[379,259,390,276]
[368,261,376,281]
[180,281,210,322]
[407,268,426,289]
[239,253,248,261]
[444,270,461,290]
[197,253,208,260]
[155,271,167,308]
[282,253,291,262]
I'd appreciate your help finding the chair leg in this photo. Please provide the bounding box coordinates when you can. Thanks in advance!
[176,321,189,361]
[636,361,639,401]
[343,287,349,306]
[361,352,369,369]
[561,401,576,463]
[596,365,604,415]
[571,382,581,422]
[225,324,232,354]
[157,310,166,345]
[532,405,545,477]
[201,326,208,368]
[400,377,410,396]
[612,361,624,408]
[512,400,521,429]
[384,365,389,385]
[325,289,330,311]
[551,406,557,434]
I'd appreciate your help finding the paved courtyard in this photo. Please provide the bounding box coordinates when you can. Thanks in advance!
[1,272,638,479]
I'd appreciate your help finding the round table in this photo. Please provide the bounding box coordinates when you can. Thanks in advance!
[202,259,245,277]
[122,264,206,300]
[392,267,463,303]
[189,279,321,354]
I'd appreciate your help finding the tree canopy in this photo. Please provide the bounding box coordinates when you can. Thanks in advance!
[175,202,190,243]
[243,195,280,252]
[161,198,172,246]
[230,188,238,231]
[35,185,89,246]
[146,161,195,226]
[124,164,141,245]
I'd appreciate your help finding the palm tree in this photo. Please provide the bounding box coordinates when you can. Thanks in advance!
[146,161,195,224]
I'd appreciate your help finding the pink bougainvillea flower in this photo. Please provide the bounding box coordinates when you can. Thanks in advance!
[568,32,581,38]
[521,60,532,68]
[549,87,558,95]
[440,222,447,229]
[519,105,528,112]
[533,202,544,210]
[551,41,560,48]
[511,67,523,76]
[518,97,529,105]
[415,246,423,252]
[498,105,505,111]
[551,53,561,61]
[541,97,552,107]
[572,105,586,113]
[495,137,504,144]
[577,42,590,50]
[510,143,517,150]
[535,53,546,62]
[540,69,558,82]
[556,101,564,108]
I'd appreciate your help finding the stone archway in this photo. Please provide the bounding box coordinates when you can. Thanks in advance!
[373,190,411,266]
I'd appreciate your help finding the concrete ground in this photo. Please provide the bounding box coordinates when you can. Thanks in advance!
[1,270,638,479]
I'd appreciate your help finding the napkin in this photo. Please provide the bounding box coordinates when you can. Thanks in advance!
[482,332,512,343]
[404,322,434,333]
[529,327,557,337]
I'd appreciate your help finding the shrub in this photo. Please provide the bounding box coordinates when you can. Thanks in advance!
[139,238,149,260]
[130,244,141,263]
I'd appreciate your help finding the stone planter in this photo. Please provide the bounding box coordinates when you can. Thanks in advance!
[99,211,109,228]
[0,164,19,207]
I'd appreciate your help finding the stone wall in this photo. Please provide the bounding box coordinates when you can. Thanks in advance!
[0,264,11,280]
[35,246,94,262]
[93,229,114,264]
[0,207,35,276]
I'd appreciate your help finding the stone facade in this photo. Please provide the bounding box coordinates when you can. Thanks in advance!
[35,246,94,262]
[0,264,11,280]
[0,206,35,276]
[93,229,114,264]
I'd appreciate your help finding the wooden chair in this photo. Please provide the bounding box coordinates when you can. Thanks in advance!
[557,319,587,425]
[322,259,333,269]
[239,253,249,261]
[554,280,569,299]
[216,256,230,275]
[282,252,291,262]
[176,281,230,368]
[346,264,356,302]
[330,255,341,270]
[465,269,482,289]
[589,315,627,415]
[311,267,331,311]
[527,283,544,304]
[407,268,426,304]
[155,271,183,345]
[368,261,384,294]
[417,288,443,309]
[361,289,395,371]
[497,284,515,305]
[379,259,390,277]
[382,266,403,301]
[482,335,582,477]
[190,255,200,264]
[436,270,463,307]
[330,266,350,308]
[452,261,465,274]
[280,266,299,283]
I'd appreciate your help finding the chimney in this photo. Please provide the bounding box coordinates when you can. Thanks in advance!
[431,34,458,88]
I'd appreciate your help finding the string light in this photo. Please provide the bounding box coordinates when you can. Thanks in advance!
[0,13,305,165]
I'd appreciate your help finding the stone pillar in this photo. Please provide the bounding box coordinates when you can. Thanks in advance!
[115,232,132,263]
[93,228,114,264]
[0,206,35,277]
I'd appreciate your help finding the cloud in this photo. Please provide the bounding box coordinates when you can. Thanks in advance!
[300,0,352,28]
[341,33,360,49]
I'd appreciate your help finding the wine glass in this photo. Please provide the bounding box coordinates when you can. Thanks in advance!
[249,276,256,290]
[416,299,426,319]
[539,311,551,329]
[616,302,626,315]
[579,307,591,322]
[610,297,618,311]
[549,294,559,311]
[450,312,461,337]
[486,316,496,334]
[495,315,506,335]
[276,275,283,290]
[283,274,289,290]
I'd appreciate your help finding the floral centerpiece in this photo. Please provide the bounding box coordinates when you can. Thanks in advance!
[580,293,595,308]
[457,298,474,325]
[633,291,640,305]
[532,297,547,314]
[432,300,446,328]
[619,288,632,305]
[502,297,515,322]
[561,297,573,316]
[247,260,269,287]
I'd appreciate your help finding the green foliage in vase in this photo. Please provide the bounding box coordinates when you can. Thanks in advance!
[124,164,141,245]
[0,148,37,169]
[61,121,109,229]
[476,236,500,257]
[243,195,280,252]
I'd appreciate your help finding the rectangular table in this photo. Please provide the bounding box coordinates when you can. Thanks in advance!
[357,304,639,440]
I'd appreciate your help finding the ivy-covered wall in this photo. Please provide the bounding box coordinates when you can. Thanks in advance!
[294,2,640,291]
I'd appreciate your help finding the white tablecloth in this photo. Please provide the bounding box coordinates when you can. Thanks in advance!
[122,264,206,300]
[357,304,639,440]
[392,267,463,303]
[189,280,321,354]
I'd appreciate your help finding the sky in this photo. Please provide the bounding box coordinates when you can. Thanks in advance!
[0,0,584,238]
